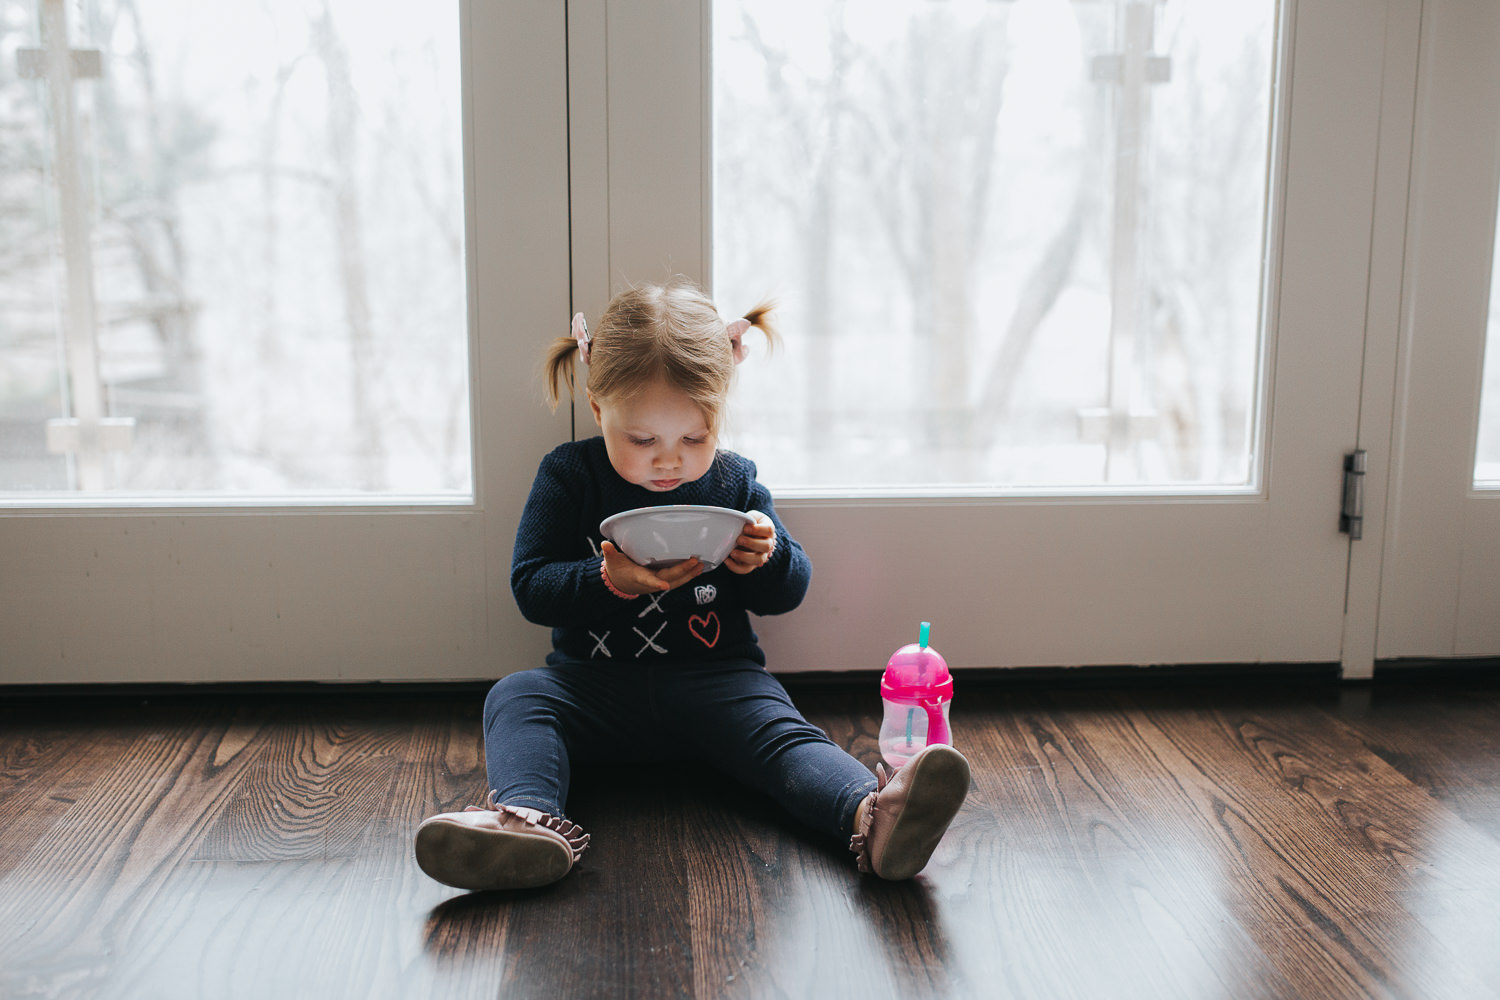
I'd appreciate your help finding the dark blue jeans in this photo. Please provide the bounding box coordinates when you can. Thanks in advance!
[483,658,878,842]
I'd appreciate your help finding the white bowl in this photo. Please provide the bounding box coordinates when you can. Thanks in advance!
[600,505,755,570]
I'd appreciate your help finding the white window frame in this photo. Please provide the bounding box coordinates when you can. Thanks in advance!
[0,2,571,684]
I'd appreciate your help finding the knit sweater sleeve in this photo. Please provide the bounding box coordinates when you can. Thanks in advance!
[726,458,812,617]
[509,446,617,627]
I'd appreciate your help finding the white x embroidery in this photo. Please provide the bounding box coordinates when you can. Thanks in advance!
[589,630,612,658]
[637,591,665,619]
[634,622,668,657]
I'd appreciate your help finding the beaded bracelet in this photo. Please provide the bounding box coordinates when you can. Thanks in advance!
[601,557,639,600]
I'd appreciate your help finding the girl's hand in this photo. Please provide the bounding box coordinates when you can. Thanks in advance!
[725,511,776,575]
[601,541,703,596]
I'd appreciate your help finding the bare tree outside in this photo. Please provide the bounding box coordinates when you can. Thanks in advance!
[0,0,66,488]
[714,0,1278,491]
[3,0,1291,495]
[0,0,468,495]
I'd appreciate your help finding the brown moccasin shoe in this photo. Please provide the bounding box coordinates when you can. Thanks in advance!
[849,743,970,880]
[415,791,590,891]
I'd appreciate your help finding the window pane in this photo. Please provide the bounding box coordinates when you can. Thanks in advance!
[1476,182,1500,486]
[713,0,1278,491]
[0,0,469,497]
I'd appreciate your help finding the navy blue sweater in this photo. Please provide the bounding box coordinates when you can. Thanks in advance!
[511,437,812,666]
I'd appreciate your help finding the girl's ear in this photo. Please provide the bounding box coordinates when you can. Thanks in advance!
[587,390,604,427]
[726,318,751,365]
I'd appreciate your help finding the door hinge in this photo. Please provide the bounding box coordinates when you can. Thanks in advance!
[1340,449,1367,539]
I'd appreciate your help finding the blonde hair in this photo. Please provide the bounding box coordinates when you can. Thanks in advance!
[543,277,778,437]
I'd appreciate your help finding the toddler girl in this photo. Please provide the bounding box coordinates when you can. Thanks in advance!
[414,278,969,890]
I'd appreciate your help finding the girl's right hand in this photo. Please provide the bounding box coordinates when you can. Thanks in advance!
[601,541,703,596]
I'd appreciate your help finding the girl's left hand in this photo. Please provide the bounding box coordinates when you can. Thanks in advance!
[725,511,776,575]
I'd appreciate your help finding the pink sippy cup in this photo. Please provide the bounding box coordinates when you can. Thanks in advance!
[878,621,954,769]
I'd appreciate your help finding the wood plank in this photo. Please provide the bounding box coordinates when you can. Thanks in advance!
[0,702,224,995]
[1336,684,1500,832]
[937,689,1302,999]
[0,720,118,880]
[3,680,1500,999]
[1126,692,1500,999]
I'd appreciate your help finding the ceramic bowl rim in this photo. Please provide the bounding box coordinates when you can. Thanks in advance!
[599,505,757,567]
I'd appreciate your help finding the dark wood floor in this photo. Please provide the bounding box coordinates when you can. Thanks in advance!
[3,674,1500,999]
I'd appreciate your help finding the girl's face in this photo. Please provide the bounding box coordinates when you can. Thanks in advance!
[589,379,717,492]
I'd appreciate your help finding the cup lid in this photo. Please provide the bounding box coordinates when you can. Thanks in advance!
[881,622,953,699]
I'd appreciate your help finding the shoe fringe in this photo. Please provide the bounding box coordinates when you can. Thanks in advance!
[475,790,591,862]
[848,762,894,874]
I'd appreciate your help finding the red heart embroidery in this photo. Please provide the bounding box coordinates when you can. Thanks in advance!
[688,612,721,648]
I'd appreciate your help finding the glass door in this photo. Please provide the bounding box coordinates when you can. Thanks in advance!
[569,0,1397,672]
[1376,0,1500,660]
[0,1,571,682]
[2,0,471,498]
[714,0,1271,492]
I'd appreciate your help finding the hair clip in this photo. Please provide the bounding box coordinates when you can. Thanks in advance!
[571,312,591,364]
[726,317,751,365]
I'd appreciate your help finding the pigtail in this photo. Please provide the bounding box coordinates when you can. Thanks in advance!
[542,335,582,410]
[740,300,780,356]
